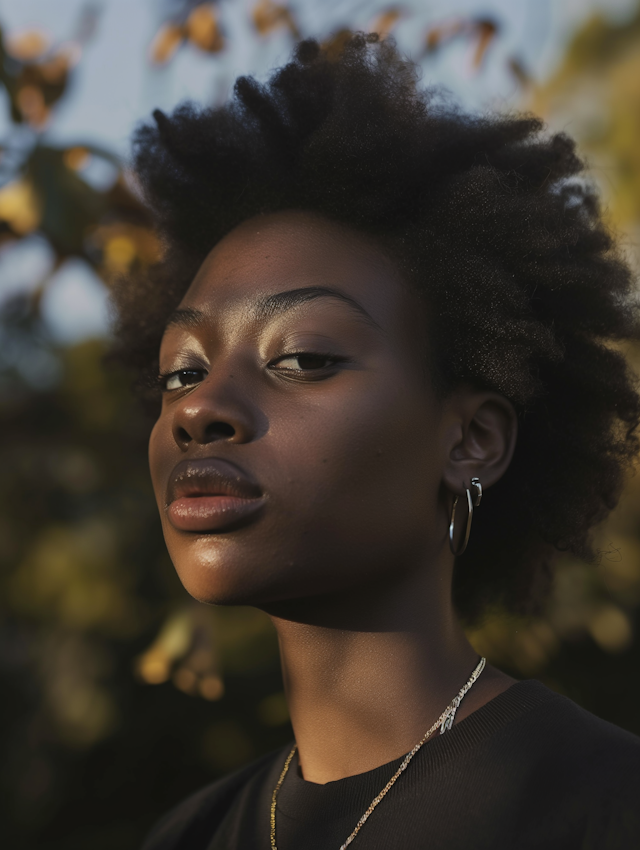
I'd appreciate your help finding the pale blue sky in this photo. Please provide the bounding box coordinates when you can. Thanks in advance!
[0,0,637,348]
[1,0,637,153]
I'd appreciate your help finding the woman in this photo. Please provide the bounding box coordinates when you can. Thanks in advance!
[114,34,640,850]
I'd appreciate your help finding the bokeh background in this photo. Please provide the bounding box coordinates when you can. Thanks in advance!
[2,1,640,847]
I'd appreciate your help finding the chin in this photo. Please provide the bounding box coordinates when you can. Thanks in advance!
[169,542,291,608]
[173,564,262,607]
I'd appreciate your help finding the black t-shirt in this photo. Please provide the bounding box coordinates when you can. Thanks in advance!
[142,680,640,849]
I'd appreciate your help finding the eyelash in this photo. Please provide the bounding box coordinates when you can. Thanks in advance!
[272,351,347,373]
[158,352,347,392]
[159,369,204,392]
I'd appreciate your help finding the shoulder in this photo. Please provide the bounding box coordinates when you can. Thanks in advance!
[140,747,287,850]
[497,681,640,838]
[446,680,640,846]
[496,680,640,772]
[511,680,640,765]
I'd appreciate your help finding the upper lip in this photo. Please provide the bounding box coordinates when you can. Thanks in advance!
[166,458,264,506]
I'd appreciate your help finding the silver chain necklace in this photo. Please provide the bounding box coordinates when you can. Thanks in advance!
[270,656,487,850]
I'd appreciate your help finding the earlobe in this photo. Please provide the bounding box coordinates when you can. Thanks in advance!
[442,389,517,496]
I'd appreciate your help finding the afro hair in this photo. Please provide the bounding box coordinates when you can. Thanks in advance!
[112,33,640,623]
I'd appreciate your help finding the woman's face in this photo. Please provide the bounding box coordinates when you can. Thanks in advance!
[148,211,448,609]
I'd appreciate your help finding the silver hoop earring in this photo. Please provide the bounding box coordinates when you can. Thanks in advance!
[449,477,482,557]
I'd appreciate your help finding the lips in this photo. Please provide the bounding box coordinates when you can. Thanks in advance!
[166,458,265,532]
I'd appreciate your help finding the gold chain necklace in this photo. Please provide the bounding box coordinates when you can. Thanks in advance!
[270,656,486,850]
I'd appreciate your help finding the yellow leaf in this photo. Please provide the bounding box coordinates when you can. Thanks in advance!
[150,23,185,65]
[0,179,41,234]
[136,646,171,684]
[40,52,72,84]
[472,18,499,69]
[424,19,466,54]
[252,0,299,39]
[5,29,50,61]
[63,146,90,171]
[135,608,194,684]
[322,29,354,62]
[104,235,137,272]
[199,675,224,701]
[92,223,161,273]
[186,3,224,52]
[370,8,403,39]
[588,604,633,652]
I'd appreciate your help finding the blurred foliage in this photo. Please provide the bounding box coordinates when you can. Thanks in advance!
[1,3,640,849]
[466,3,640,728]
[531,7,640,237]
[150,3,225,64]
[423,15,499,68]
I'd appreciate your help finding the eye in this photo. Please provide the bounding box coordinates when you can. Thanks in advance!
[271,353,340,372]
[161,369,206,392]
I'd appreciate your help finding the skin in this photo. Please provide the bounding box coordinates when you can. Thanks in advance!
[149,210,518,784]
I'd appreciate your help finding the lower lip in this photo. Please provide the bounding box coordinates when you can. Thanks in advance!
[167,495,266,532]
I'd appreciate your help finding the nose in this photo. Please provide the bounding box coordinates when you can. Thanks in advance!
[171,368,260,450]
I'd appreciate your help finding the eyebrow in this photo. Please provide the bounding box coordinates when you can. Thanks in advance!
[164,287,381,332]
[164,306,206,330]
[257,287,381,329]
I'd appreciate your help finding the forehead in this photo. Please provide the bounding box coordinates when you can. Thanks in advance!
[179,210,417,329]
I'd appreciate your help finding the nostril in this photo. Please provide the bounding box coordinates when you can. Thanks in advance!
[206,421,236,440]
[175,421,237,446]
[177,426,191,443]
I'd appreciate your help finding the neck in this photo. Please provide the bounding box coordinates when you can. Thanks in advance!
[265,554,508,785]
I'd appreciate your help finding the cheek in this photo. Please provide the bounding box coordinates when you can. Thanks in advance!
[267,376,441,575]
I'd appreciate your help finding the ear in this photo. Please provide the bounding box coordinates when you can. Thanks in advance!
[440,387,517,496]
